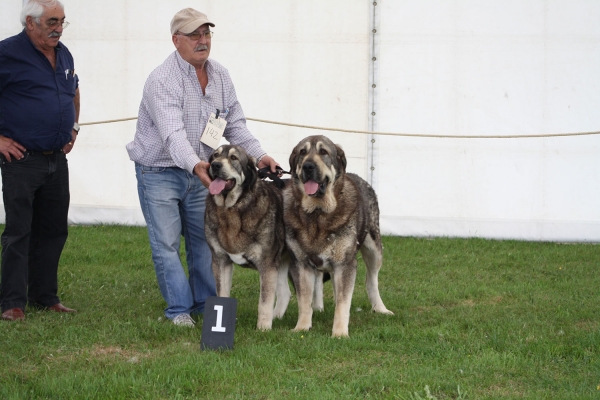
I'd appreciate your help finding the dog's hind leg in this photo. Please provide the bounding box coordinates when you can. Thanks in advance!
[361,234,394,315]
[273,254,291,319]
[312,270,325,312]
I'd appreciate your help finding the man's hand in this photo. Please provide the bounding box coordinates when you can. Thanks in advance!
[257,155,280,174]
[0,135,26,162]
[194,160,212,188]
[62,130,78,154]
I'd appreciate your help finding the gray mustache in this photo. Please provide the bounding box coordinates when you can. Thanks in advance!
[194,45,208,52]
[48,32,61,38]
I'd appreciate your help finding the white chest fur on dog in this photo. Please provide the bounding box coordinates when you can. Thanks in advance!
[227,252,248,265]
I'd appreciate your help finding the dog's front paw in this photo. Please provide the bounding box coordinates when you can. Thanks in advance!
[257,321,273,331]
[292,322,312,332]
[331,328,349,338]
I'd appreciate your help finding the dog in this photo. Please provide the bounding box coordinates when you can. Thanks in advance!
[283,135,393,337]
[204,145,291,330]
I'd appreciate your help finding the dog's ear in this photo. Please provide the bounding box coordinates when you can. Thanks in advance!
[242,155,258,190]
[288,147,298,178]
[335,143,347,175]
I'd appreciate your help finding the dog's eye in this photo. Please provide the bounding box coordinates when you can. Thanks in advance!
[299,149,307,155]
[319,149,328,156]
[230,155,238,161]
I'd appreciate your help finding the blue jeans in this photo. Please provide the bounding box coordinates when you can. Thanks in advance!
[1,151,69,312]
[135,163,215,319]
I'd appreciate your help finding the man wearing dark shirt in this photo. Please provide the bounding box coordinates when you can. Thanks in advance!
[0,0,80,321]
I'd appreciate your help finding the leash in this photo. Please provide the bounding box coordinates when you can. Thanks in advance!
[258,166,290,189]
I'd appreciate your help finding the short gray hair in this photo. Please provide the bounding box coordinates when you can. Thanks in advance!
[20,0,64,27]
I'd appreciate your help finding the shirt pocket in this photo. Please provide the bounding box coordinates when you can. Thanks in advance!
[56,69,77,97]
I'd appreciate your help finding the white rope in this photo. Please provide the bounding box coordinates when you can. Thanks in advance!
[80,117,138,126]
[80,116,600,139]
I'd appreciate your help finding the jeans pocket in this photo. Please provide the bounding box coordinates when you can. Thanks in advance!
[0,152,31,166]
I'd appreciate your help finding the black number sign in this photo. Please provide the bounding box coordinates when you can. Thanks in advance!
[200,296,237,350]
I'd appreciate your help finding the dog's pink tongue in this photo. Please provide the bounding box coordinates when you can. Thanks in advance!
[209,178,226,195]
[304,180,319,195]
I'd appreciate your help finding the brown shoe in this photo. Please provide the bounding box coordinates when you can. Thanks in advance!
[47,303,77,313]
[1,308,25,321]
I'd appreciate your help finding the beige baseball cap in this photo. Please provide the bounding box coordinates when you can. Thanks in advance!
[170,8,215,35]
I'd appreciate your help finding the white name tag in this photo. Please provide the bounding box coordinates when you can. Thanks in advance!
[200,112,227,149]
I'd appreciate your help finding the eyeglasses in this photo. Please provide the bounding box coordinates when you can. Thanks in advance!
[46,19,69,29]
[178,31,213,41]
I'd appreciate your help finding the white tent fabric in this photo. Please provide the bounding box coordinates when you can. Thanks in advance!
[1,0,599,242]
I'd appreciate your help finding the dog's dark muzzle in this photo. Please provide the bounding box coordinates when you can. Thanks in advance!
[301,160,328,196]
[302,160,318,181]
[209,161,223,179]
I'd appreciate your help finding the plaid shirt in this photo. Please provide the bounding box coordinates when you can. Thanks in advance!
[126,51,265,173]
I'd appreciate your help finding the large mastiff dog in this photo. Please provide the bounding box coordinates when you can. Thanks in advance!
[284,135,393,337]
[205,145,291,330]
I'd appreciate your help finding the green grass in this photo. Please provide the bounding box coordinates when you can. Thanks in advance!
[1,225,599,399]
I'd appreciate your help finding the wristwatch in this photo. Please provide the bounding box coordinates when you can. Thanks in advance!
[73,122,80,133]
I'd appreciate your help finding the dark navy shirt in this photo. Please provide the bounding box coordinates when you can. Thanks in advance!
[0,30,78,151]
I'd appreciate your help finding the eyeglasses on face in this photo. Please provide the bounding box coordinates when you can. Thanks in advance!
[178,30,213,41]
[45,19,69,29]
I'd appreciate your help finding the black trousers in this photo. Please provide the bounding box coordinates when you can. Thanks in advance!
[0,151,70,312]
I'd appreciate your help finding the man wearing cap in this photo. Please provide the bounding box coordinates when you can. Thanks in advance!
[0,0,79,322]
[126,8,280,327]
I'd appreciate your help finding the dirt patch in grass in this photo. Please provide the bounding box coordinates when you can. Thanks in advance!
[574,320,599,332]
[89,345,148,363]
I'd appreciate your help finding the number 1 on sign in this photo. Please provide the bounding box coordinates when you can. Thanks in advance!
[211,305,226,332]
